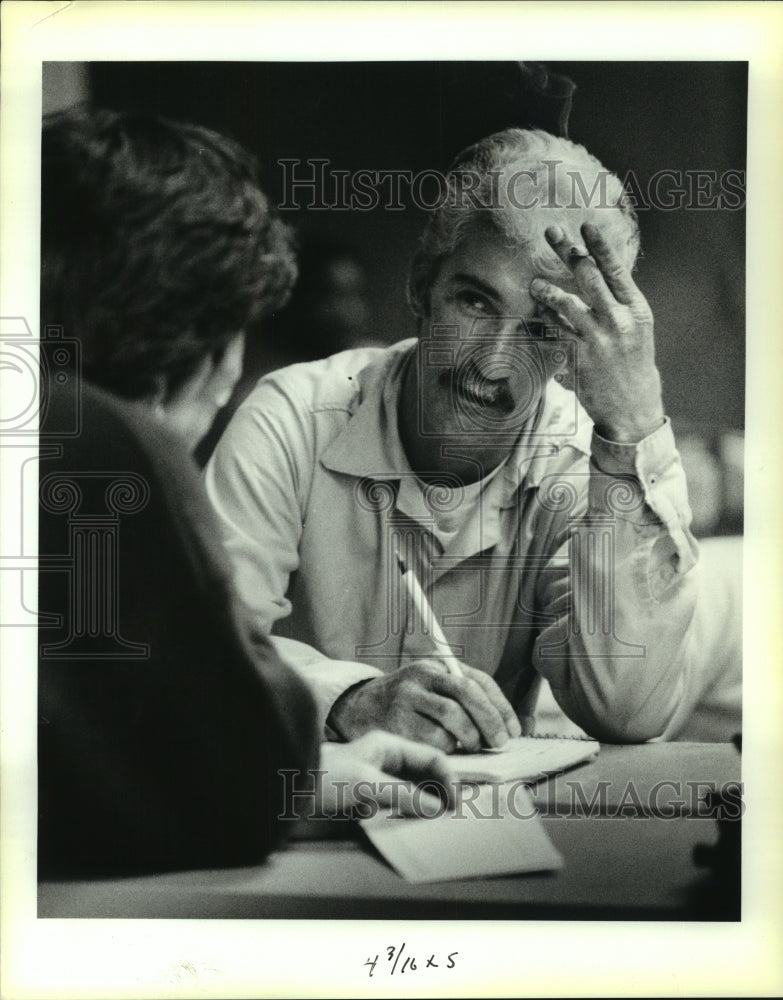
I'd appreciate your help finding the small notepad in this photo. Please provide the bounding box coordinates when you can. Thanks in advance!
[447,736,600,784]
[360,784,563,883]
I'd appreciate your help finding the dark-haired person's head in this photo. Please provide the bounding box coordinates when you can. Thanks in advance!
[41,108,297,448]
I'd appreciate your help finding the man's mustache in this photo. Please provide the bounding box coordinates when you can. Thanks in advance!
[438,365,516,415]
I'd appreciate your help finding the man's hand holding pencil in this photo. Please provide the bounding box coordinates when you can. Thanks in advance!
[327,548,522,754]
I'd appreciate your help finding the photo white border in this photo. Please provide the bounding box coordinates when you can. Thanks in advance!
[2,2,782,997]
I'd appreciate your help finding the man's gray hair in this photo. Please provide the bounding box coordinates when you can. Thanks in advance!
[407,128,640,318]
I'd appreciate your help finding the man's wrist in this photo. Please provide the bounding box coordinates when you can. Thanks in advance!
[326,678,372,741]
[593,412,665,445]
[591,417,672,479]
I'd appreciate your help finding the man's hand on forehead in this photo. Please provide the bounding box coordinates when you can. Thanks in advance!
[529,222,665,444]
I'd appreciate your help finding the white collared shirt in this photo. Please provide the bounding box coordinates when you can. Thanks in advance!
[206,339,702,743]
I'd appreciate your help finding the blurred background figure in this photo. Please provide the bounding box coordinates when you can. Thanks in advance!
[283,239,374,357]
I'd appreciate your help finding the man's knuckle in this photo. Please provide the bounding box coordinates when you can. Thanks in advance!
[604,259,627,280]
[437,700,461,727]
[583,266,604,289]
[397,678,418,699]
[635,303,653,324]
[607,309,633,336]
[458,675,481,701]
[443,704,475,738]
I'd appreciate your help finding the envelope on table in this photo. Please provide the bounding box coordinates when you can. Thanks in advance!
[360,784,563,884]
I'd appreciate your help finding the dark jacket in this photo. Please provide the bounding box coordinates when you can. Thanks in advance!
[38,379,318,877]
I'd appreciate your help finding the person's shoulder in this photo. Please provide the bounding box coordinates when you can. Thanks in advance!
[49,377,193,475]
[246,339,415,417]
[44,377,226,564]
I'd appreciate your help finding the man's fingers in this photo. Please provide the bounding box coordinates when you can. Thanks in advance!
[416,689,484,752]
[529,277,598,338]
[464,668,524,738]
[581,222,640,305]
[537,303,577,336]
[519,714,536,736]
[430,670,519,746]
[543,224,619,317]
[341,662,520,753]
[399,710,458,754]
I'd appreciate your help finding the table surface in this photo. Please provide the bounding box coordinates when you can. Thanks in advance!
[38,742,741,921]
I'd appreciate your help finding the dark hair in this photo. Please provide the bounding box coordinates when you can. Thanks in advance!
[41,107,297,400]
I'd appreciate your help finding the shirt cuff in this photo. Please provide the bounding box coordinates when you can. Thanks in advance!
[270,637,382,739]
[589,417,698,575]
[591,417,671,477]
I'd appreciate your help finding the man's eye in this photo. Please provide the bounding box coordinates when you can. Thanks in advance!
[456,291,491,314]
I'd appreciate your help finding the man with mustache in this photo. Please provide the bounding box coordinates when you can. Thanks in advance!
[207,128,699,752]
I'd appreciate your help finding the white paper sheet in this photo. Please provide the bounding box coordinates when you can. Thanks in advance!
[360,784,563,883]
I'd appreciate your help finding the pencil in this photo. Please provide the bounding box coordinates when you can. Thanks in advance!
[394,547,464,678]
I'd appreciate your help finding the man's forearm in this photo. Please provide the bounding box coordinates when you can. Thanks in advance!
[533,420,700,742]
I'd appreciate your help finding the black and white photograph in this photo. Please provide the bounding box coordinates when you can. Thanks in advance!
[1,3,782,998]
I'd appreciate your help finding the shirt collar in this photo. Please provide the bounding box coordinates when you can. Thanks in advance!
[320,340,417,479]
[321,340,591,498]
